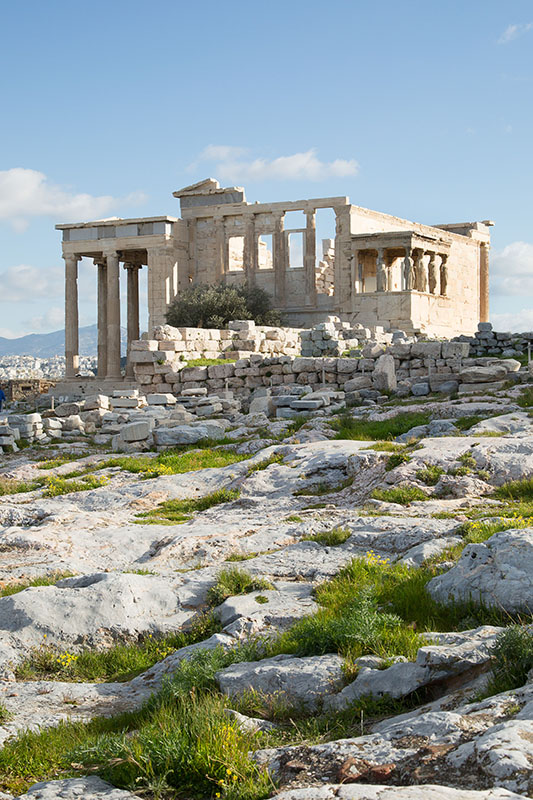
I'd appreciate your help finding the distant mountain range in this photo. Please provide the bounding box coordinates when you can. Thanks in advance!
[0,325,128,358]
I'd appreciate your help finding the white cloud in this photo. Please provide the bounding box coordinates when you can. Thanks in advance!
[491,241,533,295]
[491,308,533,332]
[28,306,64,332]
[198,145,248,161]
[0,264,63,303]
[498,23,533,44]
[191,147,359,182]
[0,168,146,231]
[0,328,19,339]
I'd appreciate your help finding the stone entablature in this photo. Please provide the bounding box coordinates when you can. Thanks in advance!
[57,178,492,380]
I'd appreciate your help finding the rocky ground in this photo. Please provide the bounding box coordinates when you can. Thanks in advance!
[0,384,532,799]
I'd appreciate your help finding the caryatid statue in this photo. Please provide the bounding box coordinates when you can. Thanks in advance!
[403,252,414,290]
[428,253,438,294]
[440,254,449,296]
[376,249,388,292]
[416,251,428,292]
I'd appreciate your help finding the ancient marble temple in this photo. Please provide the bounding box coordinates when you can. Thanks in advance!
[56,179,492,379]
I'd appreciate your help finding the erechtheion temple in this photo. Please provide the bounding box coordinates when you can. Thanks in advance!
[56,179,492,379]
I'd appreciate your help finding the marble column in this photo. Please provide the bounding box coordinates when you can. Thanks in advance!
[214,215,225,281]
[273,212,286,306]
[304,210,317,307]
[480,243,489,322]
[376,248,387,292]
[63,255,80,378]
[95,260,108,378]
[106,251,121,379]
[64,254,80,379]
[125,263,140,378]
[243,214,257,288]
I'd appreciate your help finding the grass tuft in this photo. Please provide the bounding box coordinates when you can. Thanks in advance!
[247,452,284,474]
[371,485,428,505]
[207,567,274,607]
[0,572,75,598]
[302,527,351,546]
[416,464,445,486]
[493,478,533,503]
[332,412,430,442]
[42,474,109,497]
[14,613,220,683]
[136,487,240,525]
[485,625,533,696]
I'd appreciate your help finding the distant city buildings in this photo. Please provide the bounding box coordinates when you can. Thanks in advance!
[0,355,97,381]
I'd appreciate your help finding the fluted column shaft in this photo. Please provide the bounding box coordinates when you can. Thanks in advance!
[304,210,317,307]
[96,261,108,378]
[64,254,79,378]
[125,263,140,377]
[106,251,121,379]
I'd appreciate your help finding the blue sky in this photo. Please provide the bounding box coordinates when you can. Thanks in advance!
[1,0,532,337]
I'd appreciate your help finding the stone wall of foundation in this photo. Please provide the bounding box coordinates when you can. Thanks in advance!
[132,333,521,401]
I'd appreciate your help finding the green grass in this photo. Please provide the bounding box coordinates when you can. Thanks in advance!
[98,445,249,478]
[0,476,45,496]
[371,485,428,504]
[14,613,220,683]
[0,703,11,723]
[135,487,241,525]
[454,415,486,432]
[42,474,109,497]
[246,452,284,474]
[0,572,75,598]
[0,648,272,799]
[37,453,92,469]
[493,478,533,502]
[517,387,533,408]
[284,514,303,523]
[332,411,430,441]
[284,415,309,437]
[206,567,274,607]
[293,477,353,497]
[224,552,258,562]
[385,452,411,471]
[416,464,445,486]
[365,441,408,452]
[183,357,236,367]
[485,625,533,696]
[302,527,351,546]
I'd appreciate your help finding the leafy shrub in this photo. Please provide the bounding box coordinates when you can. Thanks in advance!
[165,283,281,328]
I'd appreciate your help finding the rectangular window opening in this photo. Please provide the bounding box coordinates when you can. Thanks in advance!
[258,234,273,269]
[228,236,245,271]
[288,232,304,268]
[284,210,306,230]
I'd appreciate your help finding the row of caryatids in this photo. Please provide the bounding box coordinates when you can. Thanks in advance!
[354,247,449,296]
